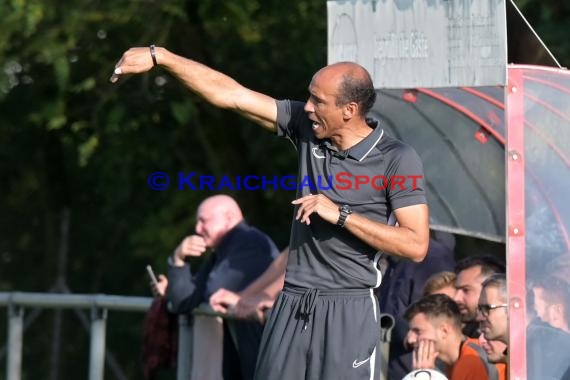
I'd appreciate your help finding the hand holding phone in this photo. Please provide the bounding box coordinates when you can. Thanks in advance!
[146,265,159,287]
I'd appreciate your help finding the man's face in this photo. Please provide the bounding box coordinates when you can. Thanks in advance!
[478,333,507,363]
[533,287,549,323]
[454,266,485,323]
[304,68,345,140]
[195,203,230,248]
[405,313,442,353]
[533,287,567,331]
[478,285,508,342]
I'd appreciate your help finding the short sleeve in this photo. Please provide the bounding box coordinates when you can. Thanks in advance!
[276,99,313,146]
[386,143,427,210]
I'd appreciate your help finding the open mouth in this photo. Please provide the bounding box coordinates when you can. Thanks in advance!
[312,122,321,130]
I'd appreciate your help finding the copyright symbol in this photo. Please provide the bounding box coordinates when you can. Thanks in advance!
[148,172,170,190]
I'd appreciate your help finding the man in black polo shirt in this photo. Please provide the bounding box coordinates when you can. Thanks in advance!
[112,47,430,380]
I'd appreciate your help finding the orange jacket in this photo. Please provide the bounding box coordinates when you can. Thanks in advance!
[447,338,502,380]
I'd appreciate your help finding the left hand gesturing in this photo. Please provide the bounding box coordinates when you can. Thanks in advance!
[291,194,340,225]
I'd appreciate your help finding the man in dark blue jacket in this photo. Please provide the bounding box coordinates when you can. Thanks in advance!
[159,194,279,380]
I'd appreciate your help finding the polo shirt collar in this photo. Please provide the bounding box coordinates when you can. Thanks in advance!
[319,119,384,162]
[348,119,384,161]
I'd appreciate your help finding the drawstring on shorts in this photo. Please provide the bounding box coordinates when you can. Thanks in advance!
[298,288,320,332]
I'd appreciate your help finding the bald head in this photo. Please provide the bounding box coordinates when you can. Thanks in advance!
[195,195,244,248]
[199,195,243,218]
[315,62,376,117]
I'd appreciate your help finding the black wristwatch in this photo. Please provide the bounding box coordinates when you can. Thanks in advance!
[337,204,352,228]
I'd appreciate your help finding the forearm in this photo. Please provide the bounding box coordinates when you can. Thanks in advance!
[156,48,242,107]
[166,265,201,313]
[344,210,429,262]
[240,248,288,298]
[155,47,277,129]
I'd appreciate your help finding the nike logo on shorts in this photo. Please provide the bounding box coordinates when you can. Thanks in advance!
[352,357,370,368]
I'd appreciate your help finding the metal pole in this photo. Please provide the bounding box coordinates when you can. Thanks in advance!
[88,307,107,380]
[6,304,24,380]
[379,313,395,380]
[50,309,63,380]
[177,315,192,380]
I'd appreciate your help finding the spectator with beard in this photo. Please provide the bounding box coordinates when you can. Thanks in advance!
[453,256,505,338]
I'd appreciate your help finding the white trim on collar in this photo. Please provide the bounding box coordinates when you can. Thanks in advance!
[358,129,384,162]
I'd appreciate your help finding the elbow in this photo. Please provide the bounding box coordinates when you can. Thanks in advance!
[166,287,196,314]
[409,241,429,263]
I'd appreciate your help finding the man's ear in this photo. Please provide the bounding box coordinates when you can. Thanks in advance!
[224,210,237,227]
[342,102,358,120]
[437,321,450,340]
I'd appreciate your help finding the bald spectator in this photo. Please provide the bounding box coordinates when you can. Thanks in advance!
[423,271,457,298]
[404,294,499,380]
[453,256,505,338]
[157,195,280,380]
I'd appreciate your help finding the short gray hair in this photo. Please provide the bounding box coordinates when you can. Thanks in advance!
[482,273,507,302]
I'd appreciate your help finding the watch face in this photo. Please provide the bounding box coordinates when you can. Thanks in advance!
[341,205,352,214]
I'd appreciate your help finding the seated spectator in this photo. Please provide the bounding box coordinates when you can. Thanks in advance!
[477,274,509,380]
[378,234,456,380]
[478,274,508,345]
[453,256,505,338]
[404,294,499,380]
[532,276,570,333]
[527,267,570,380]
[157,195,279,380]
[423,271,457,298]
[527,317,570,380]
[478,334,507,380]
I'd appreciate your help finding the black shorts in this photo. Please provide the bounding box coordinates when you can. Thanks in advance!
[254,285,381,380]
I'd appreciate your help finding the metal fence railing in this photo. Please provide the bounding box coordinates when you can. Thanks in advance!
[1,292,395,380]
[0,292,155,380]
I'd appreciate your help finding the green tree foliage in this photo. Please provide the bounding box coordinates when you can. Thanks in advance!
[0,0,325,377]
[0,0,568,378]
[514,0,570,67]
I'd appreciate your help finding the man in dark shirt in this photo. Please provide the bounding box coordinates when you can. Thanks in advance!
[112,47,430,380]
[158,194,279,380]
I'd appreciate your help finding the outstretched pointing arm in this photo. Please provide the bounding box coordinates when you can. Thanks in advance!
[111,46,278,131]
